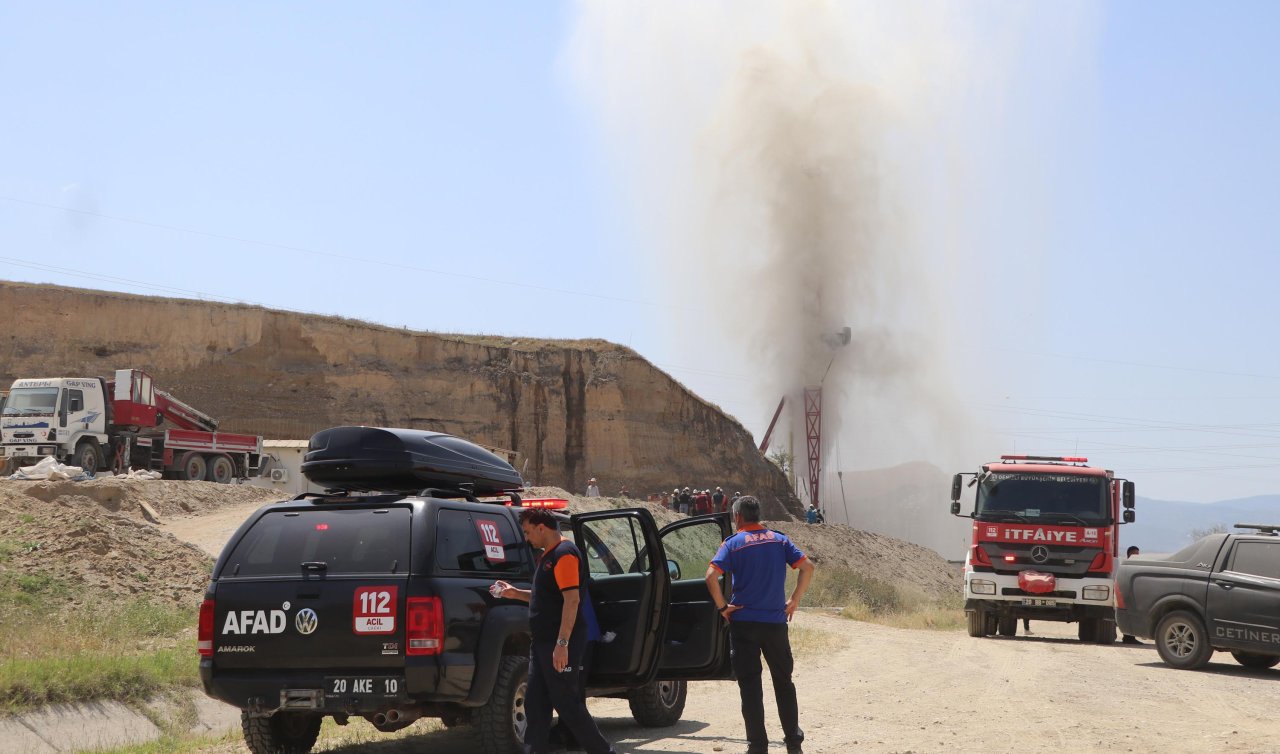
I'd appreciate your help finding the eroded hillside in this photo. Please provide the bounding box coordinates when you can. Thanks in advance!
[0,282,799,517]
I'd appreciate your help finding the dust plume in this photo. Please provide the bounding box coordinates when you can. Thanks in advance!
[566,1,1095,543]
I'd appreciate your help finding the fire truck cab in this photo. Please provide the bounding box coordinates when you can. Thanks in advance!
[950,455,1135,643]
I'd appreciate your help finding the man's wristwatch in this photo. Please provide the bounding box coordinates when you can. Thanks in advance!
[717,604,730,613]
[556,638,570,647]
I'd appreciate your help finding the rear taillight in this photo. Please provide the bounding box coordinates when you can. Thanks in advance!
[406,596,443,656]
[1088,552,1110,573]
[971,545,992,567]
[198,598,215,657]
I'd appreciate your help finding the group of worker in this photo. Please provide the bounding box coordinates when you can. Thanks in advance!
[667,486,736,515]
[498,495,813,754]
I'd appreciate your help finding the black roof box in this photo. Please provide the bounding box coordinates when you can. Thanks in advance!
[301,426,524,494]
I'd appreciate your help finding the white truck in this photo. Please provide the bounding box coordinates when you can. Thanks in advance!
[1,369,264,483]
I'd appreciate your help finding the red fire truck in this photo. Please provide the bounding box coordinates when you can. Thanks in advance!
[1,368,264,483]
[950,455,1135,643]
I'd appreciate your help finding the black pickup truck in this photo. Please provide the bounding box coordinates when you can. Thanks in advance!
[1115,524,1280,670]
[199,426,734,754]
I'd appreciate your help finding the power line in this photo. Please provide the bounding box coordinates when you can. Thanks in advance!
[995,347,1280,382]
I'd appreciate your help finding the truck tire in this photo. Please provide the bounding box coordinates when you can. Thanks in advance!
[628,679,687,727]
[997,616,1017,637]
[208,454,235,484]
[966,610,986,638]
[1078,619,1097,643]
[1094,618,1118,645]
[1155,610,1213,670]
[73,441,101,473]
[180,452,207,481]
[473,655,528,754]
[241,710,321,754]
[1231,652,1280,670]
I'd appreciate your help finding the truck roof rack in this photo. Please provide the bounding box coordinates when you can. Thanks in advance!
[300,426,524,495]
[1234,523,1280,536]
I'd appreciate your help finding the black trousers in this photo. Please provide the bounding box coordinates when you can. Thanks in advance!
[524,640,613,754]
[730,620,804,750]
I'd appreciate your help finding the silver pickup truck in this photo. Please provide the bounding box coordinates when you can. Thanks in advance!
[1115,524,1280,670]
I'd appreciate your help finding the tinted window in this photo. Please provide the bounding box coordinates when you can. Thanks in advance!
[434,509,525,574]
[1229,541,1280,580]
[225,508,410,577]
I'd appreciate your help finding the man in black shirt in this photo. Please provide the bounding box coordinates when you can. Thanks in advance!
[494,508,615,754]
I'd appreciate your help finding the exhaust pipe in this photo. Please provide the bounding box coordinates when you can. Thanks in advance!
[366,708,420,732]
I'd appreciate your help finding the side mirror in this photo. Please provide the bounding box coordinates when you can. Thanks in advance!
[667,559,681,581]
[1123,509,1135,524]
[951,474,963,503]
[1122,481,1135,509]
[950,501,961,516]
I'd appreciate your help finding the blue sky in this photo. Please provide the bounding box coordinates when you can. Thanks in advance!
[2,2,1278,503]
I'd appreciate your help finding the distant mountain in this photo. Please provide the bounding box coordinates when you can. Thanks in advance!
[1126,495,1280,553]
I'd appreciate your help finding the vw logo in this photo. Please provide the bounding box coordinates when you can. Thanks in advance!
[1030,545,1050,564]
[295,608,318,635]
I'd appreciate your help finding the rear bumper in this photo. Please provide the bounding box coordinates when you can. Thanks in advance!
[201,660,469,714]
[964,571,1115,621]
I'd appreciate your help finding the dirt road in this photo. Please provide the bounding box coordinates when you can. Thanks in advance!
[178,605,1280,753]
[160,504,1280,754]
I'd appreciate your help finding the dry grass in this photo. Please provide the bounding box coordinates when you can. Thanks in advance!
[0,567,197,710]
[788,565,964,632]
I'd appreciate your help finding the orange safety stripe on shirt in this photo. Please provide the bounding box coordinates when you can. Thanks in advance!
[553,553,581,590]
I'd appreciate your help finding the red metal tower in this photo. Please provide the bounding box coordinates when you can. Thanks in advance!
[804,386,822,509]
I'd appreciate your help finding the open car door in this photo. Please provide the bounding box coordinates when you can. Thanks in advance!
[653,512,734,680]
[571,508,669,687]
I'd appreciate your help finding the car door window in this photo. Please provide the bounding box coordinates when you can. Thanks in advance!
[661,519,724,581]
[579,516,648,574]
[1228,541,1280,580]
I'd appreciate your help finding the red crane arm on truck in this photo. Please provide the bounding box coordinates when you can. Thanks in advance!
[107,369,219,432]
[154,389,219,432]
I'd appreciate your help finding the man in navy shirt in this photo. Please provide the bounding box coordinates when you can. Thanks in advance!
[495,508,615,754]
[706,496,815,754]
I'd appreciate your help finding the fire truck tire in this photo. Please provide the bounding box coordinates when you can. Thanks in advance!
[966,610,986,638]
[180,452,208,481]
[208,454,235,484]
[997,617,1017,637]
[1231,652,1280,670]
[1094,618,1117,645]
[1155,610,1213,669]
[73,441,102,473]
[1077,619,1097,642]
[984,613,998,635]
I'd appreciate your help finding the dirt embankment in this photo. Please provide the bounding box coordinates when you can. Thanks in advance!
[0,479,279,605]
[0,281,799,517]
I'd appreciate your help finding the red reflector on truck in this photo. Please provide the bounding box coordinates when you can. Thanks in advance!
[1088,551,1110,573]
[406,596,443,656]
[972,545,992,567]
[198,598,215,657]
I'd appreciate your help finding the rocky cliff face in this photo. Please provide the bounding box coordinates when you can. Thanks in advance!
[0,282,800,518]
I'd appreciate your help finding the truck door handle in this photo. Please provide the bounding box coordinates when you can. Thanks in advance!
[1214,581,1235,590]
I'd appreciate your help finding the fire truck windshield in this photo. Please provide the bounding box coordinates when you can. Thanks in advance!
[976,472,1108,523]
